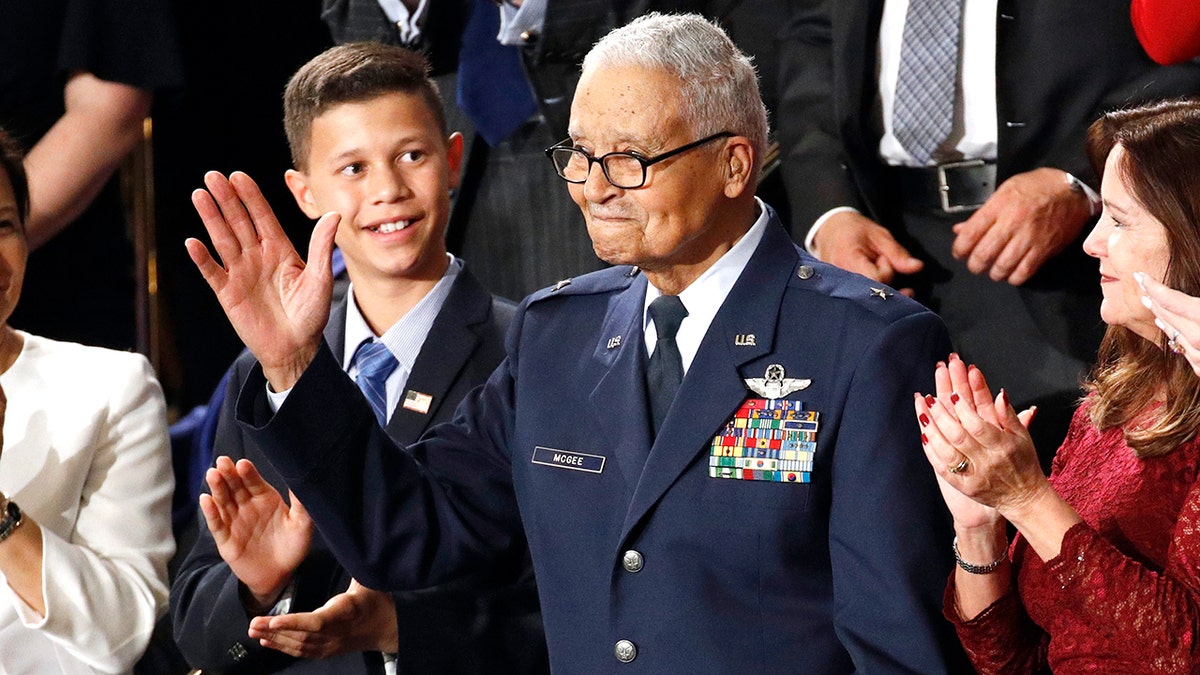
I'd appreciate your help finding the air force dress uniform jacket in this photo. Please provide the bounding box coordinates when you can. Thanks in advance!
[238,208,966,673]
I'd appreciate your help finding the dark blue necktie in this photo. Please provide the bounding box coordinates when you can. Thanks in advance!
[893,0,963,164]
[646,295,688,435]
[456,0,538,146]
[353,339,398,426]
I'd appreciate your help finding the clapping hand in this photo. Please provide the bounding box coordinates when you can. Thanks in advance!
[200,456,313,613]
[248,579,399,659]
[913,355,1044,524]
[1136,272,1200,376]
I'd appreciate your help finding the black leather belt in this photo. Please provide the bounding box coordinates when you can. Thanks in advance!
[892,159,997,214]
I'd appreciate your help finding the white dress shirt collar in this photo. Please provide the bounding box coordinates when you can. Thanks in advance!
[643,197,769,375]
[342,254,462,422]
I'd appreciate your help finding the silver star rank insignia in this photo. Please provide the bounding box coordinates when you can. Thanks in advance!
[869,287,892,299]
[744,364,811,399]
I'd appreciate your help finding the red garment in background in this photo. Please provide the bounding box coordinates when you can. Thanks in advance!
[1133,0,1200,64]
[945,401,1200,674]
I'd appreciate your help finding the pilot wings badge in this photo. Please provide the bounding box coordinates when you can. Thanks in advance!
[744,364,810,399]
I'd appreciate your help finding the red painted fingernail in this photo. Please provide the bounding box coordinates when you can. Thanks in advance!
[950,352,961,362]
[925,394,936,406]
[919,413,930,426]
[936,361,946,369]
[921,434,929,445]
[950,392,960,404]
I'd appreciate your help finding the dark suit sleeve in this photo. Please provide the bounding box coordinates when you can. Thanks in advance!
[170,354,279,672]
[828,311,970,673]
[238,334,528,596]
[776,0,867,235]
[172,353,373,674]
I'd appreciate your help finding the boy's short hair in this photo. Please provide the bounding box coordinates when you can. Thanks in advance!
[283,42,448,171]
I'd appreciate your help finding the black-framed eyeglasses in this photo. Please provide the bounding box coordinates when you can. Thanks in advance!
[545,131,734,189]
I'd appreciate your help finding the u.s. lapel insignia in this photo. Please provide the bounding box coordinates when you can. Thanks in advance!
[744,364,810,399]
[869,287,892,299]
[402,389,433,414]
[606,335,622,350]
[734,334,756,346]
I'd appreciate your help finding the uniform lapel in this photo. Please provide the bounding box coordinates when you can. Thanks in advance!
[384,271,488,444]
[588,272,654,493]
[619,218,799,542]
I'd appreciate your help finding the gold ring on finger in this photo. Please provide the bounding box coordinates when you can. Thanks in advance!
[947,456,970,474]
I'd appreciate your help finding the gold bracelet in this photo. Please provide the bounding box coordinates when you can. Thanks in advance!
[952,536,1006,574]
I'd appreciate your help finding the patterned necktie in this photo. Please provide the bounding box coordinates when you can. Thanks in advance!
[456,0,538,146]
[892,0,964,164]
[353,340,399,427]
[646,295,689,436]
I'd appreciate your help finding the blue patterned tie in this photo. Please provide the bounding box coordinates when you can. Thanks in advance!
[893,0,964,164]
[646,295,689,435]
[353,340,398,427]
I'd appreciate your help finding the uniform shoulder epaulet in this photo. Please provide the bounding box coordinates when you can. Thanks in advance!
[789,252,929,322]
[525,266,639,305]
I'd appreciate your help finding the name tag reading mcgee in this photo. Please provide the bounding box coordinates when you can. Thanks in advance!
[531,446,606,474]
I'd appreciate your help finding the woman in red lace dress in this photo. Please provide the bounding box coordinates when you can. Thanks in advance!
[913,99,1200,674]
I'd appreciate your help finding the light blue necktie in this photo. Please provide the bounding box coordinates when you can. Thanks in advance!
[893,0,964,164]
[353,340,398,427]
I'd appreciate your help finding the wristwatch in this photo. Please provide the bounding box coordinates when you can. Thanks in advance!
[0,498,23,543]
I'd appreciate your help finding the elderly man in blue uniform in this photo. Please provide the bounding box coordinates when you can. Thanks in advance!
[186,13,967,673]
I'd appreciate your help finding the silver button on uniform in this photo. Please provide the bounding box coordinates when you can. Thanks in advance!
[622,550,644,573]
[614,639,637,663]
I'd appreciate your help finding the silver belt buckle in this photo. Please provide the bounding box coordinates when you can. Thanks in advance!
[937,159,988,214]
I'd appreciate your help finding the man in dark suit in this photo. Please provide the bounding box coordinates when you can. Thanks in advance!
[186,14,968,672]
[777,0,1200,459]
[169,43,547,674]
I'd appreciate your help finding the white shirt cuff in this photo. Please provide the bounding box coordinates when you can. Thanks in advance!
[265,580,296,616]
[266,384,290,413]
[1064,171,1101,217]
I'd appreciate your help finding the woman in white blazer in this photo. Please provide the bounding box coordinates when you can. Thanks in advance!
[0,128,173,673]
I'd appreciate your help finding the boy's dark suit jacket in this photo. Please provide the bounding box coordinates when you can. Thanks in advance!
[171,267,548,674]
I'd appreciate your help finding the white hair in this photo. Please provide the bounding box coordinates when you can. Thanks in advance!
[582,12,770,179]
